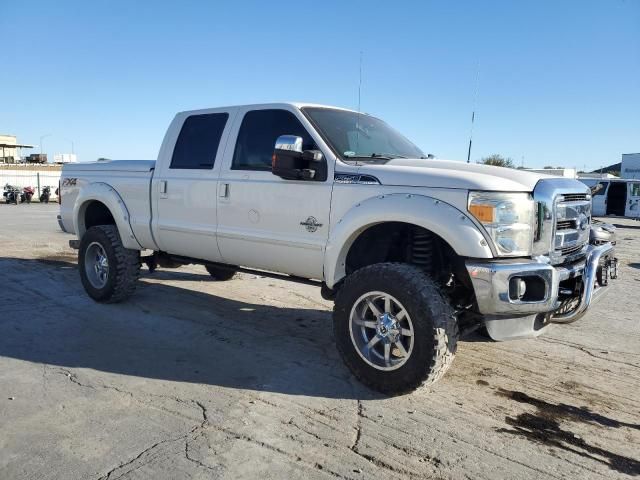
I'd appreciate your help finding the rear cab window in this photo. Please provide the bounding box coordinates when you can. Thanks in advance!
[171,113,229,169]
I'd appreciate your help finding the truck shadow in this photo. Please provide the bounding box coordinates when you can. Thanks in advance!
[0,257,399,400]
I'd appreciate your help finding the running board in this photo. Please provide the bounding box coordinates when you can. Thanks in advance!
[166,255,323,288]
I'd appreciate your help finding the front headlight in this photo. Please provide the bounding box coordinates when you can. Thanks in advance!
[468,192,534,256]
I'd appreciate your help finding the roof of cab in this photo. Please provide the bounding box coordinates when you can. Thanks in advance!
[177,102,361,117]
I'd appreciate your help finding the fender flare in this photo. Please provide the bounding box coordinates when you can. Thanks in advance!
[323,193,494,288]
[73,182,142,250]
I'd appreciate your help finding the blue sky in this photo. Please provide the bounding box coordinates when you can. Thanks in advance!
[1,0,638,171]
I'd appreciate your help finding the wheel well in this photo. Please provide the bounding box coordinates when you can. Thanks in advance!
[344,222,474,305]
[84,201,115,230]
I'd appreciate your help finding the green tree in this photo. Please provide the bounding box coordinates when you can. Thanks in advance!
[478,154,514,168]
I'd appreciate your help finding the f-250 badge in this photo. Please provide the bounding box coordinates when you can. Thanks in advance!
[300,216,322,233]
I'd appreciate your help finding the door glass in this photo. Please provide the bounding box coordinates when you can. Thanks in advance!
[593,182,608,195]
[170,113,229,169]
[631,183,640,197]
[232,109,315,171]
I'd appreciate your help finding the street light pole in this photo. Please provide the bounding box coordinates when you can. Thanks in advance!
[62,137,75,155]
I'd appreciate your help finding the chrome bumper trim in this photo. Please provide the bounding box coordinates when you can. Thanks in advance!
[466,243,616,318]
[550,243,615,323]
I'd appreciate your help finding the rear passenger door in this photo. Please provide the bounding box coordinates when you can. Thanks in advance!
[152,109,235,262]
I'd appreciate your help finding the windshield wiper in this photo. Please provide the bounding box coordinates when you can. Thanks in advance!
[344,153,407,161]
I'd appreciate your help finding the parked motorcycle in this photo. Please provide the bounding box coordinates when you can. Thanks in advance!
[3,184,20,205]
[20,186,35,204]
[40,186,52,204]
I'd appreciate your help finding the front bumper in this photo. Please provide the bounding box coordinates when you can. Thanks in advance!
[466,243,617,323]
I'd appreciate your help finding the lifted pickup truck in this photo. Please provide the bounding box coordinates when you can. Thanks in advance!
[59,103,617,394]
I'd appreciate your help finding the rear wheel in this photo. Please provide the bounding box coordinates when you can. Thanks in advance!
[79,225,140,303]
[333,263,458,395]
[205,265,237,281]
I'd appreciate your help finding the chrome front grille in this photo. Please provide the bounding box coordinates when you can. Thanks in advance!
[552,194,591,263]
[532,179,592,265]
[561,193,589,202]
[559,243,584,256]
[556,220,574,230]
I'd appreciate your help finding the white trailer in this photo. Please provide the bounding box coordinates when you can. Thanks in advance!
[54,153,78,164]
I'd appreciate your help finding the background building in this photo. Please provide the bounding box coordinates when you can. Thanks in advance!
[621,153,640,179]
[523,168,577,178]
[53,153,78,163]
[0,134,34,163]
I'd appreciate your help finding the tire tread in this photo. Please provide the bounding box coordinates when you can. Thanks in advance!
[81,225,140,303]
[333,262,458,395]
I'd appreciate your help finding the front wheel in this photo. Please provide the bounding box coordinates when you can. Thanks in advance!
[78,225,140,303]
[333,263,458,395]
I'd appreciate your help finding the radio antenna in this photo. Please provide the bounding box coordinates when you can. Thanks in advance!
[355,50,363,156]
[358,50,363,114]
[466,61,480,163]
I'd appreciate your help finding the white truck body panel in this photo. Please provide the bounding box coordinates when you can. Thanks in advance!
[60,102,588,287]
[215,104,335,279]
[60,160,155,250]
[151,108,237,262]
[361,158,550,192]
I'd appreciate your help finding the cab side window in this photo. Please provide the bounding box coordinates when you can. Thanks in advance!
[232,109,315,171]
[170,113,229,169]
[593,182,608,195]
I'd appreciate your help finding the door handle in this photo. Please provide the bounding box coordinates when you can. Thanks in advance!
[159,180,167,194]
[219,183,229,198]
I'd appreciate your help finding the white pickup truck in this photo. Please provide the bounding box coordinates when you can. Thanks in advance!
[58,103,617,394]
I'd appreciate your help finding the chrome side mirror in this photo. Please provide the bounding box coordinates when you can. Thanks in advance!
[274,135,303,153]
[272,135,326,181]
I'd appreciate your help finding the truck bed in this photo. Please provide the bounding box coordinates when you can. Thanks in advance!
[60,160,157,250]
[63,159,156,173]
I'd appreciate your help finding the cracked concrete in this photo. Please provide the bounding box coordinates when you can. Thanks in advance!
[0,204,639,479]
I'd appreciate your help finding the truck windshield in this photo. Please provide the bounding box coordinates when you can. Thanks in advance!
[302,107,426,162]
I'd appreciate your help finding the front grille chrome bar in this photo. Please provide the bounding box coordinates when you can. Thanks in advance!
[532,179,591,264]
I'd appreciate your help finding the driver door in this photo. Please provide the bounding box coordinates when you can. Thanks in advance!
[216,106,334,279]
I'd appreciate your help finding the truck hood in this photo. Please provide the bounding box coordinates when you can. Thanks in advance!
[358,158,552,192]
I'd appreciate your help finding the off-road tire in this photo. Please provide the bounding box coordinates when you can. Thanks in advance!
[79,225,140,303]
[333,263,458,395]
[205,265,236,281]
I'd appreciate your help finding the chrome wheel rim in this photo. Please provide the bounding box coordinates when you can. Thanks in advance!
[349,291,414,371]
[85,242,109,289]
